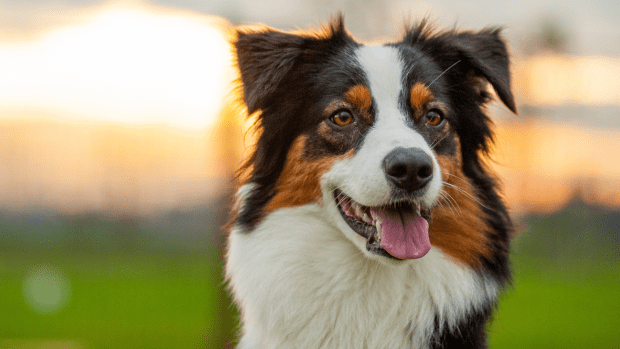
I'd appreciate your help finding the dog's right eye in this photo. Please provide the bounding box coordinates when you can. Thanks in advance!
[330,110,353,127]
[425,109,444,127]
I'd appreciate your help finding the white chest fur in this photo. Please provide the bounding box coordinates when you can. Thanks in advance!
[226,204,498,349]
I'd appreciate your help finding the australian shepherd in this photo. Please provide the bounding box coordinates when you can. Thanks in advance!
[225,16,516,349]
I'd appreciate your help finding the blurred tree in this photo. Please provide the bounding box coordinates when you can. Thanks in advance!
[523,15,571,55]
[516,194,620,276]
[539,17,570,53]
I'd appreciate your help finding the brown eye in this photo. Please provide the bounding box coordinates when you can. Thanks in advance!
[425,109,444,127]
[330,110,353,127]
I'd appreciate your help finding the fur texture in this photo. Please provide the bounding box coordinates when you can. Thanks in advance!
[226,17,516,349]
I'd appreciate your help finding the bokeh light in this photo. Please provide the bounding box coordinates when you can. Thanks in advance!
[1,1,619,348]
[0,5,233,131]
[23,265,71,315]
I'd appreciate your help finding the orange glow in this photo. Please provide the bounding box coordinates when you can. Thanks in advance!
[1,8,619,216]
[491,118,620,214]
[0,119,232,215]
[513,54,620,106]
[0,4,233,130]
[0,4,242,214]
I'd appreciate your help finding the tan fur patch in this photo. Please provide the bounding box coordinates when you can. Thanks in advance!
[266,135,353,212]
[344,85,372,111]
[317,122,340,143]
[429,143,492,268]
[410,82,434,111]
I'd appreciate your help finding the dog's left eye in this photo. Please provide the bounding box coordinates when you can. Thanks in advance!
[330,110,354,127]
[425,109,444,127]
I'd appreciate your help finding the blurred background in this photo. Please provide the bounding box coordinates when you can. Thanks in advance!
[0,0,619,348]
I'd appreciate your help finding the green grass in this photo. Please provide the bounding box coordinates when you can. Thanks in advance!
[489,255,620,349]
[3,250,619,349]
[488,200,620,349]
[1,200,620,348]
[0,251,233,349]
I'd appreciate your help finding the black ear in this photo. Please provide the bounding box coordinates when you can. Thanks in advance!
[448,29,517,113]
[235,29,306,114]
[235,16,349,115]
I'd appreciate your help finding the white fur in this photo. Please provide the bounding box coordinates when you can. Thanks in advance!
[226,44,497,349]
[328,45,442,208]
[227,203,499,349]
[322,45,442,257]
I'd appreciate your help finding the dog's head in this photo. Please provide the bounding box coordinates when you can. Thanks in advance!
[232,17,516,264]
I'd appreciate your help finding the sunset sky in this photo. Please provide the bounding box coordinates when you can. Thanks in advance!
[0,1,619,216]
[0,3,233,130]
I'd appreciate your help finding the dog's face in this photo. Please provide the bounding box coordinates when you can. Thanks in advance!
[234,18,515,265]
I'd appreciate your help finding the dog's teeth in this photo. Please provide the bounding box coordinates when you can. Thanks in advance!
[354,204,364,218]
[416,205,421,215]
[376,221,382,241]
[342,202,354,217]
[362,213,372,224]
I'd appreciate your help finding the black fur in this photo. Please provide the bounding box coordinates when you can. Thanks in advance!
[430,306,493,349]
[399,20,515,286]
[235,18,360,229]
[233,17,515,348]
[400,21,515,345]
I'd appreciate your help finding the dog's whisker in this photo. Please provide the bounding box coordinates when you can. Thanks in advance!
[442,181,491,210]
[442,190,463,218]
[428,60,461,87]
[438,190,462,218]
[438,193,458,219]
[435,192,449,211]
[443,172,470,185]
[430,133,449,149]
[435,199,447,213]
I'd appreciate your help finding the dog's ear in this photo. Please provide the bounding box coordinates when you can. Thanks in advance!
[409,26,517,113]
[235,29,306,114]
[447,29,516,113]
[235,16,349,114]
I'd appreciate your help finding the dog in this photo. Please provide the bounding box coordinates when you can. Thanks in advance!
[225,16,516,349]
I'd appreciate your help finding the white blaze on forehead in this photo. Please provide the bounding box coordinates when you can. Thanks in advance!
[355,45,404,121]
[354,44,435,160]
[321,44,442,208]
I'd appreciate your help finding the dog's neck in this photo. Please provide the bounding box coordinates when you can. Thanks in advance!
[226,201,499,349]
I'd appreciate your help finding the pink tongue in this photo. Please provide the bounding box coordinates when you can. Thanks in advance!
[371,208,431,259]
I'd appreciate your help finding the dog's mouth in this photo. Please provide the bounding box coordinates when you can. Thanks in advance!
[334,189,432,260]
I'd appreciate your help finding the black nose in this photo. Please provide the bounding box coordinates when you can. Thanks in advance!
[383,147,433,191]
